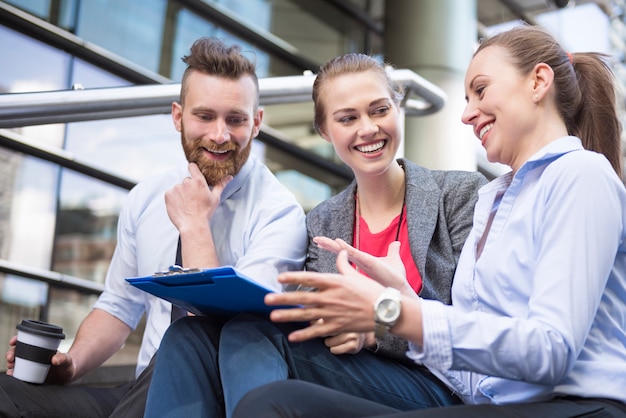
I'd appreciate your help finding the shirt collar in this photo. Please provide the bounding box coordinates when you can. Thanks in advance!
[519,135,583,175]
[221,157,255,201]
[481,136,583,194]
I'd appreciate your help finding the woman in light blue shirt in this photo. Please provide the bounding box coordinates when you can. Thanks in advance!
[233,25,626,418]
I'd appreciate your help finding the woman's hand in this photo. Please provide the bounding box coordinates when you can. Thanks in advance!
[313,237,415,297]
[325,331,371,355]
[266,251,385,343]
[307,318,372,355]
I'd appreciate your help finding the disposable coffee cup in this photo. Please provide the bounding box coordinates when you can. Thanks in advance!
[13,320,65,384]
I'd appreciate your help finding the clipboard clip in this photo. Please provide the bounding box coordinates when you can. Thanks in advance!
[153,265,203,277]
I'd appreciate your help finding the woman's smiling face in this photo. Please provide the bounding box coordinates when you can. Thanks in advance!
[462,45,538,171]
[318,71,402,176]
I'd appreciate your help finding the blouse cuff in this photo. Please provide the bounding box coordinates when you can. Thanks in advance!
[406,299,453,370]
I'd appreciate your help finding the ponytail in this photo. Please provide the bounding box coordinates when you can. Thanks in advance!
[571,53,623,177]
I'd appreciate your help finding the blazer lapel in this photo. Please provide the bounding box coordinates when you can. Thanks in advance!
[323,181,357,273]
[402,159,440,280]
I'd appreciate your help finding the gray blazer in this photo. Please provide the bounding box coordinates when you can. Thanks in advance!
[305,158,487,362]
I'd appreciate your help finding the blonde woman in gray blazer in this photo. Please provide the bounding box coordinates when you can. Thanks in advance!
[306,157,485,362]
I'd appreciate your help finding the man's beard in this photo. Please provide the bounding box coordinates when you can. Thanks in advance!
[180,125,252,186]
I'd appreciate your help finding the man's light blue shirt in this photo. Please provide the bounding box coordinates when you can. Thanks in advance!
[93,156,308,376]
[408,136,626,405]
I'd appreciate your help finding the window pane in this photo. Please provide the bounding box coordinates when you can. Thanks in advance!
[64,115,184,183]
[0,26,70,94]
[4,0,79,30]
[275,169,333,213]
[75,0,168,75]
[53,170,127,283]
[4,0,51,21]
[72,58,132,89]
[7,156,58,269]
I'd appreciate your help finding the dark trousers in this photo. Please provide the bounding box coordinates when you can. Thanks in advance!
[144,314,460,418]
[234,380,626,418]
[218,313,460,414]
[0,356,155,418]
[143,315,227,418]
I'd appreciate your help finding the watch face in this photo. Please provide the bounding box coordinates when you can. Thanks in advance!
[377,299,400,322]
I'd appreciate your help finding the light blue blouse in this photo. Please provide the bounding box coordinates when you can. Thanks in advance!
[409,136,626,405]
[94,156,307,376]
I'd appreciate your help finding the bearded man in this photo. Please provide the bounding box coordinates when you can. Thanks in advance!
[0,37,307,418]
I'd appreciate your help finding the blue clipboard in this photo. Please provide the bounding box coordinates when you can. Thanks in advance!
[126,265,291,318]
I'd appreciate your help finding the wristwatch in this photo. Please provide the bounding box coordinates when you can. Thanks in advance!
[373,287,402,339]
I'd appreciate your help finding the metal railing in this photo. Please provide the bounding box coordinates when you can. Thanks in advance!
[0,259,104,295]
[0,70,446,128]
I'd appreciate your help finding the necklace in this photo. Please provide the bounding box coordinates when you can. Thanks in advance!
[353,163,406,272]
[354,189,405,255]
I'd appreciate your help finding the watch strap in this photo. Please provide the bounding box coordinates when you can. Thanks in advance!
[374,322,391,339]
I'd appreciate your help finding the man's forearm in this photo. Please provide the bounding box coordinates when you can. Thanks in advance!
[67,308,132,381]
